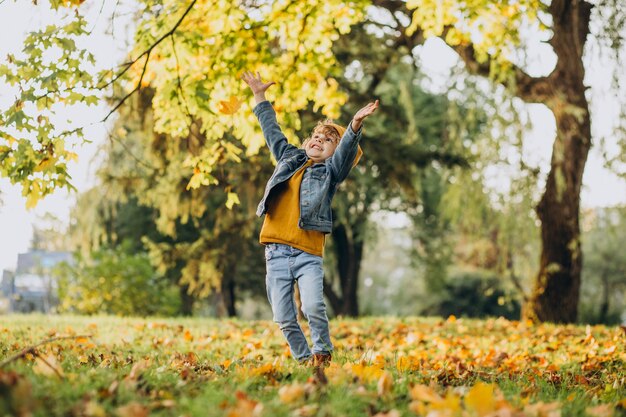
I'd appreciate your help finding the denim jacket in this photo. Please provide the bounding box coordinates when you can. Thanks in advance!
[253,100,362,233]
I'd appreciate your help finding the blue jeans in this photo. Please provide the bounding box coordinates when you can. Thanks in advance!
[264,243,333,361]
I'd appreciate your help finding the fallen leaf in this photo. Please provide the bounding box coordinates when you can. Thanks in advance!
[409,384,443,403]
[465,382,496,416]
[116,402,149,417]
[278,382,305,404]
[33,354,64,378]
[377,371,393,397]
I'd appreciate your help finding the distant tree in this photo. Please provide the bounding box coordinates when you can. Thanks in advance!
[579,206,626,324]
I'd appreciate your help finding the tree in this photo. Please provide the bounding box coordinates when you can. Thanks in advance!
[579,206,626,324]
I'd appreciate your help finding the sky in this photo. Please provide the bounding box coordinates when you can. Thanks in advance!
[0,1,625,273]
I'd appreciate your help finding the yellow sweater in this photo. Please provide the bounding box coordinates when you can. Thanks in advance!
[260,160,325,256]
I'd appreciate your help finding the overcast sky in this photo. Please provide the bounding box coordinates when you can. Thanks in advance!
[0,1,625,273]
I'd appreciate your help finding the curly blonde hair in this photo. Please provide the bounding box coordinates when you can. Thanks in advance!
[301,119,343,148]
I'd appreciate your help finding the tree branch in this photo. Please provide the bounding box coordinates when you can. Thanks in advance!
[0,334,93,368]
[372,0,557,104]
[452,42,554,103]
[99,0,198,120]
[102,51,150,122]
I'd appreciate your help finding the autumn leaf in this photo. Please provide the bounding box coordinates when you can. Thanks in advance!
[226,391,263,417]
[33,354,64,378]
[278,382,306,404]
[218,96,242,115]
[465,382,497,416]
[585,405,614,417]
[409,384,443,403]
[226,192,240,210]
[116,402,149,417]
[377,371,393,397]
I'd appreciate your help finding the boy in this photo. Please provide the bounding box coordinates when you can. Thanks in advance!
[242,71,378,368]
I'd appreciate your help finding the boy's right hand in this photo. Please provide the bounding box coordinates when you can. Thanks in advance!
[242,71,276,96]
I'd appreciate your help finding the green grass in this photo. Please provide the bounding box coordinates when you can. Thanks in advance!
[1,314,624,416]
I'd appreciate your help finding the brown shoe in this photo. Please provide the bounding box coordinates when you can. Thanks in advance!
[312,353,331,368]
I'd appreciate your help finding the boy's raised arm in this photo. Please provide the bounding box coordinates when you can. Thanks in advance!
[328,100,379,182]
[242,71,295,161]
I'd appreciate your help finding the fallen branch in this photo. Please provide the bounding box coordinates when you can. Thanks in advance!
[0,334,93,369]
[32,351,65,379]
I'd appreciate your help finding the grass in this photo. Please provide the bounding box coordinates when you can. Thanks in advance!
[0,314,625,416]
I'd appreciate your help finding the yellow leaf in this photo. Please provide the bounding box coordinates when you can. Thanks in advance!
[116,402,149,417]
[585,405,614,417]
[226,192,240,209]
[218,96,242,115]
[465,382,496,416]
[183,329,194,342]
[278,382,306,404]
[396,356,411,372]
[33,354,64,378]
[377,371,393,397]
[523,401,561,417]
[409,384,443,402]
[25,181,42,209]
[431,391,462,413]
[83,400,106,417]
[351,363,384,383]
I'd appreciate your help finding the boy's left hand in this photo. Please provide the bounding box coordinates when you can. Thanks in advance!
[351,99,379,131]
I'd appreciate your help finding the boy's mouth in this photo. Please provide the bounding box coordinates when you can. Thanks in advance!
[311,144,322,151]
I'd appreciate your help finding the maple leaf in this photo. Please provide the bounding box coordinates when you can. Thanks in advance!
[218,96,242,115]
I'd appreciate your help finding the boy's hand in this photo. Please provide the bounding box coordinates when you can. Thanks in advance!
[351,99,379,131]
[242,71,276,104]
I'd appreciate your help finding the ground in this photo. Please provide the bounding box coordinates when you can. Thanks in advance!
[0,314,624,416]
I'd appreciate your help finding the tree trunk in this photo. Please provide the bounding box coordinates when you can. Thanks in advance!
[526,0,593,323]
[221,270,237,317]
[179,283,195,316]
[599,274,610,323]
[326,223,364,317]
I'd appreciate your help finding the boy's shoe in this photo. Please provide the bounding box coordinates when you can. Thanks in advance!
[312,353,331,368]
[298,356,313,367]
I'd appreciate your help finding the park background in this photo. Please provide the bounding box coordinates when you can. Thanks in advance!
[1,0,625,324]
[0,1,625,416]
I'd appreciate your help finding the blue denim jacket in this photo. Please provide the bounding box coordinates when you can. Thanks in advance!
[253,100,362,233]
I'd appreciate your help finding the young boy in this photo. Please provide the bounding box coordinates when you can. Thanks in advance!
[242,71,378,367]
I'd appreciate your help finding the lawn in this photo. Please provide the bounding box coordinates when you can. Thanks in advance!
[0,314,624,416]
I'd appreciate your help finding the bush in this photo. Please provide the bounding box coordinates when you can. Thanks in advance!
[55,242,180,316]
[422,271,521,319]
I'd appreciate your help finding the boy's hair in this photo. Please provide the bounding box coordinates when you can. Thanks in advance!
[302,119,346,148]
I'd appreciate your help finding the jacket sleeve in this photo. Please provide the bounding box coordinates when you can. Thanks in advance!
[253,100,297,161]
[327,121,362,183]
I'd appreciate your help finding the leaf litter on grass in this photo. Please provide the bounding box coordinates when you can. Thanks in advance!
[0,315,624,416]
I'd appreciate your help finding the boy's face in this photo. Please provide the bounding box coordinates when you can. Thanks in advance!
[305,130,339,163]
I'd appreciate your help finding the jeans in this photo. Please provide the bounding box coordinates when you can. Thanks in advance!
[265,243,333,361]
